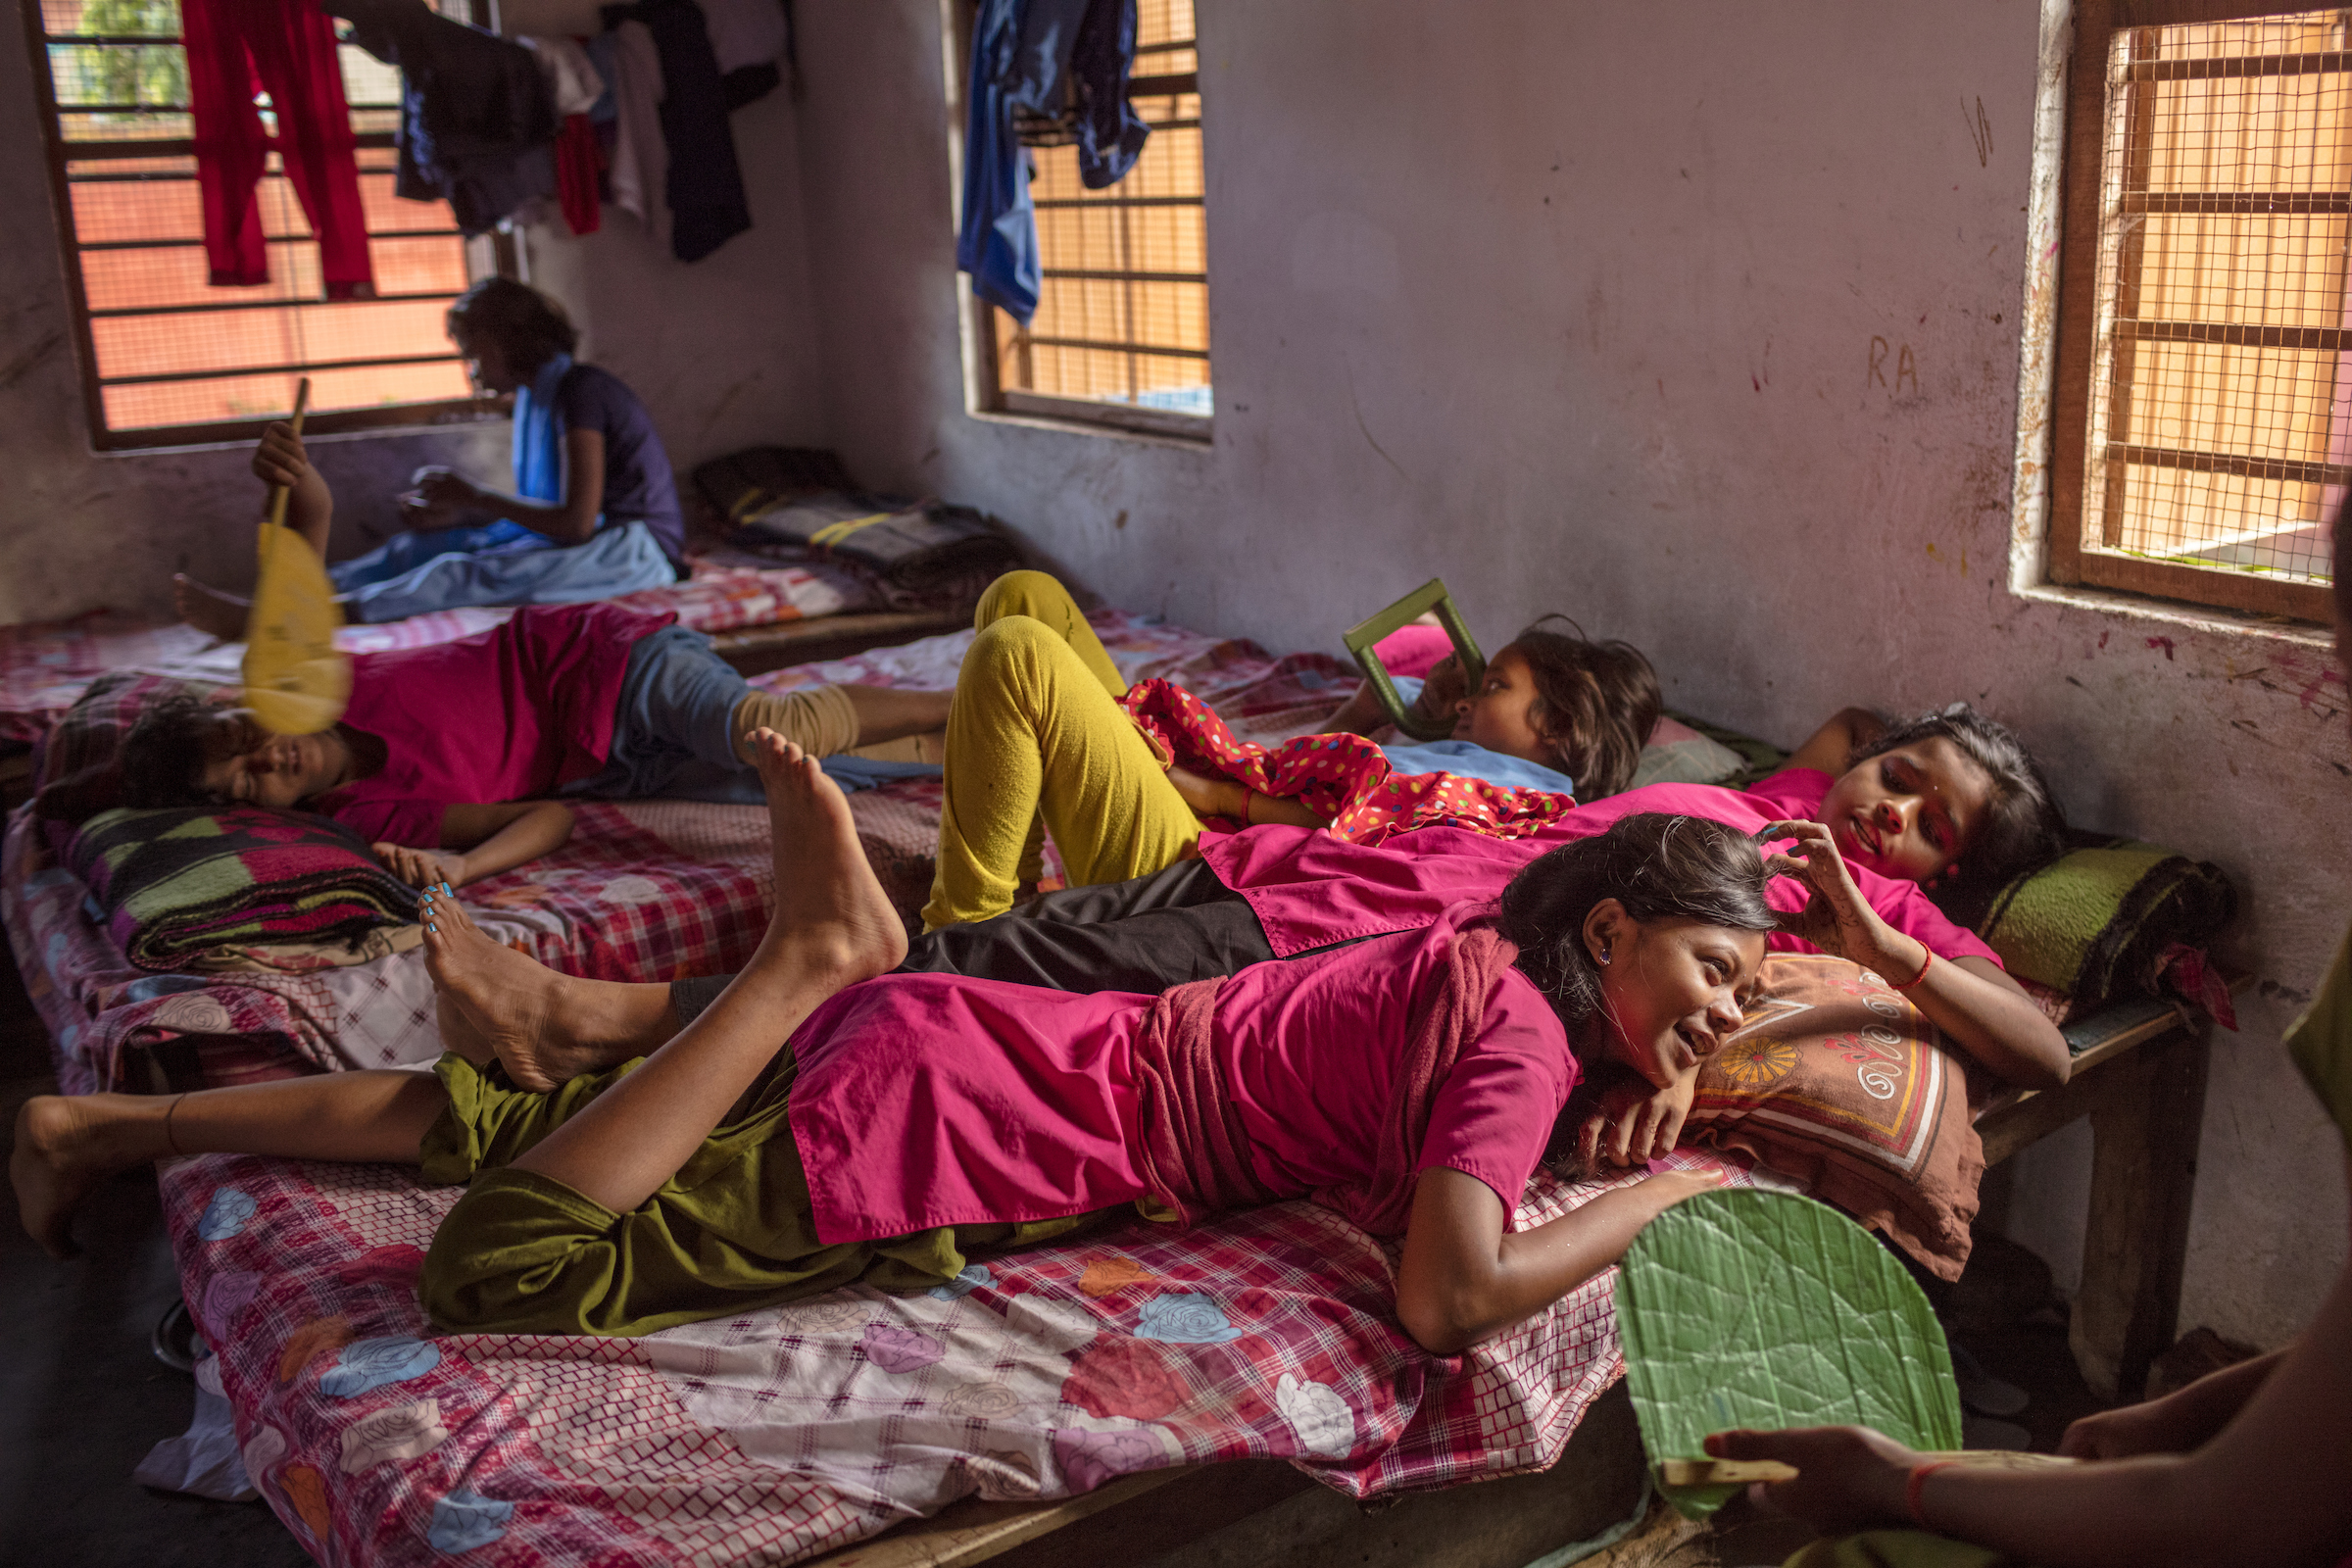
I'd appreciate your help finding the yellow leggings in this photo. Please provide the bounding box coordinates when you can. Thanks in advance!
[921,571,1200,931]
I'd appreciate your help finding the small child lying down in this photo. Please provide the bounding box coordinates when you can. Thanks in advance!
[121,428,945,886]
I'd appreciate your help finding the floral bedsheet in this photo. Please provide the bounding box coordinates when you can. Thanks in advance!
[163,1145,1769,1567]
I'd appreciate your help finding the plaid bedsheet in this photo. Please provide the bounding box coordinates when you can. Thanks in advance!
[0,560,868,747]
[161,1144,1776,1567]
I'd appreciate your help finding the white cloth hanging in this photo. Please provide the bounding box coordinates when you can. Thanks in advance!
[604,19,667,237]
[518,34,606,117]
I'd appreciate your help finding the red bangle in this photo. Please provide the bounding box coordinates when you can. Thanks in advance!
[1905,1459,1958,1528]
[1237,786,1253,826]
[1890,947,1934,990]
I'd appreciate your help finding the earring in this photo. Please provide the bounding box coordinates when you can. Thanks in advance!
[1599,945,1612,965]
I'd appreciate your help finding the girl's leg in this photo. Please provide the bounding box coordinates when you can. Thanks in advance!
[974,570,1127,695]
[922,616,1199,931]
[465,731,906,1214]
[11,1069,445,1258]
[424,899,681,1091]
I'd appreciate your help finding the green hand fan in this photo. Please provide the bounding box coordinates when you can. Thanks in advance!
[1617,1189,1964,1520]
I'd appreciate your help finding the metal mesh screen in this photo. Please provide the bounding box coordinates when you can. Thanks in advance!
[990,0,1210,420]
[2083,10,2352,587]
[37,0,482,437]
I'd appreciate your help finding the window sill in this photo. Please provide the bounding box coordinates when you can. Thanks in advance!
[94,402,508,459]
[965,402,1216,451]
[2014,579,2334,651]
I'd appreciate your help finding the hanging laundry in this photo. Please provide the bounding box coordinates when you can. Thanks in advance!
[956,0,1149,322]
[519,37,607,235]
[323,0,558,237]
[599,0,750,264]
[695,0,787,108]
[596,21,666,234]
[181,0,374,299]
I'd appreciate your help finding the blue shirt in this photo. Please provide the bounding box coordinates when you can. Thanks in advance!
[1375,677,1576,796]
[1380,740,1577,798]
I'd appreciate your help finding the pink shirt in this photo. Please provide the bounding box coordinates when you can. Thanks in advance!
[787,909,1578,1244]
[1200,769,2000,967]
[316,604,673,847]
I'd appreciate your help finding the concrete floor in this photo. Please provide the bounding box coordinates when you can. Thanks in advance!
[0,952,311,1566]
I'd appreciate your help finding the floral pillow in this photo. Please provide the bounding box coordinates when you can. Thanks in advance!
[1684,953,1983,1280]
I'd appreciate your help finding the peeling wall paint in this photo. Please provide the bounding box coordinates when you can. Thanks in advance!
[795,0,2350,1346]
[0,0,827,622]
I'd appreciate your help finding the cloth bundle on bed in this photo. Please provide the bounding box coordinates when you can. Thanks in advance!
[64,807,421,973]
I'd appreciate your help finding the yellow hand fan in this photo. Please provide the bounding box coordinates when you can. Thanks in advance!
[240,380,352,736]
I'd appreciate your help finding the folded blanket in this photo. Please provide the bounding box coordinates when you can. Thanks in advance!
[1978,837,2237,1021]
[64,807,421,972]
[730,491,1023,593]
[689,446,858,525]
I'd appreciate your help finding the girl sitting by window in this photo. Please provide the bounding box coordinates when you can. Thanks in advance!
[173,277,684,631]
[14,744,1772,1355]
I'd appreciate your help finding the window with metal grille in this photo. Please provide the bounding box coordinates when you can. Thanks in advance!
[981,0,1209,439]
[24,0,507,451]
[2053,1,2352,621]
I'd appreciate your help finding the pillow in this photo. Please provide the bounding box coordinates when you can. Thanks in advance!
[1975,838,2237,1019]
[63,806,421,972]
[1682,953,1982,1281]
[1627,716,1748,790]
[31,669,211,826]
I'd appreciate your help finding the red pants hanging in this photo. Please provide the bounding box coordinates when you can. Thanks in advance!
[182,0,375,299]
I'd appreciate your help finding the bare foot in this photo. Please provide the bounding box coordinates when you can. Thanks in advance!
[743,728,908,985]
[11,1095,143,1258]
[419,889,617,1093]
[172,573,250,642]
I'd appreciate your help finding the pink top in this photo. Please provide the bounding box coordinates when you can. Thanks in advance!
[1200,769,2001,968]
[787,908,1579,1245]
[315,604,673,847]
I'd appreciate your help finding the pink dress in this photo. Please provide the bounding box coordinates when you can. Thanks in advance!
[1200,770,2000,967]
[787,908,1579,1246]
[315,603,673,846]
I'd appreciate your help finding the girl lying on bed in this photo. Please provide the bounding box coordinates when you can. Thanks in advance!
[15,747,1775,1352]
[115,601,948,889]
[174,278,684,631]
[410,577,2069,1163]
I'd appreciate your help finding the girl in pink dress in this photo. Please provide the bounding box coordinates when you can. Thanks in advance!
[15,741,1785,1351]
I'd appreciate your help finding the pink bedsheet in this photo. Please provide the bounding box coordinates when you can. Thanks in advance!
[162,1143,1770,1566]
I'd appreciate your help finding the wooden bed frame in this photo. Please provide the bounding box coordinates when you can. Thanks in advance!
[808,996,2216,1568]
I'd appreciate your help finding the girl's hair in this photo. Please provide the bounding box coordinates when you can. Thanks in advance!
[1498,812,1778,1175]
[1503,617,1662,800]
[445,277,578,372]
[1847,703,2066,912]
[120,692,234,810]
[1498,811,1776,1037]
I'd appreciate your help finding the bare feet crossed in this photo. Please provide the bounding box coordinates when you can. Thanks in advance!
[173,573,251,642]
[419,890,623,1093]
[741,726,907,989]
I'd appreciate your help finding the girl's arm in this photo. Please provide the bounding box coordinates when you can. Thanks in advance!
[413,428,606,544]
[372,801,574,888]
[1781,707,1885,776]
[252,420,333,563]
[1395,1166,1721,1353]
[2060,1346,2287,1459]
[1705,1153,2352,1567]
[1761,819,2070,1089]
[1164,766,1330,830]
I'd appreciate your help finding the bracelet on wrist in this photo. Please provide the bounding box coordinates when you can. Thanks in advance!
[1889,946,1934,990]
[1905,1459,1958,1528]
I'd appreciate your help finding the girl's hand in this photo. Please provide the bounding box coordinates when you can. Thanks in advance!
[374,841,468,889]
[252,421,311,490]
[2057,1397,2201,1460]
[1582,1068,1697,1167]
[1165,764,1241,821]
[1703,1425,1919,1534]
[412,469,481,509]
[1411,654,1468,727]
[1754,819,1921,980]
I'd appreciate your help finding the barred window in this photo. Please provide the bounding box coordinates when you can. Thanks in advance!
[982,0,1209,439]
[2053,1,2352,620]
[25,0,507,450]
